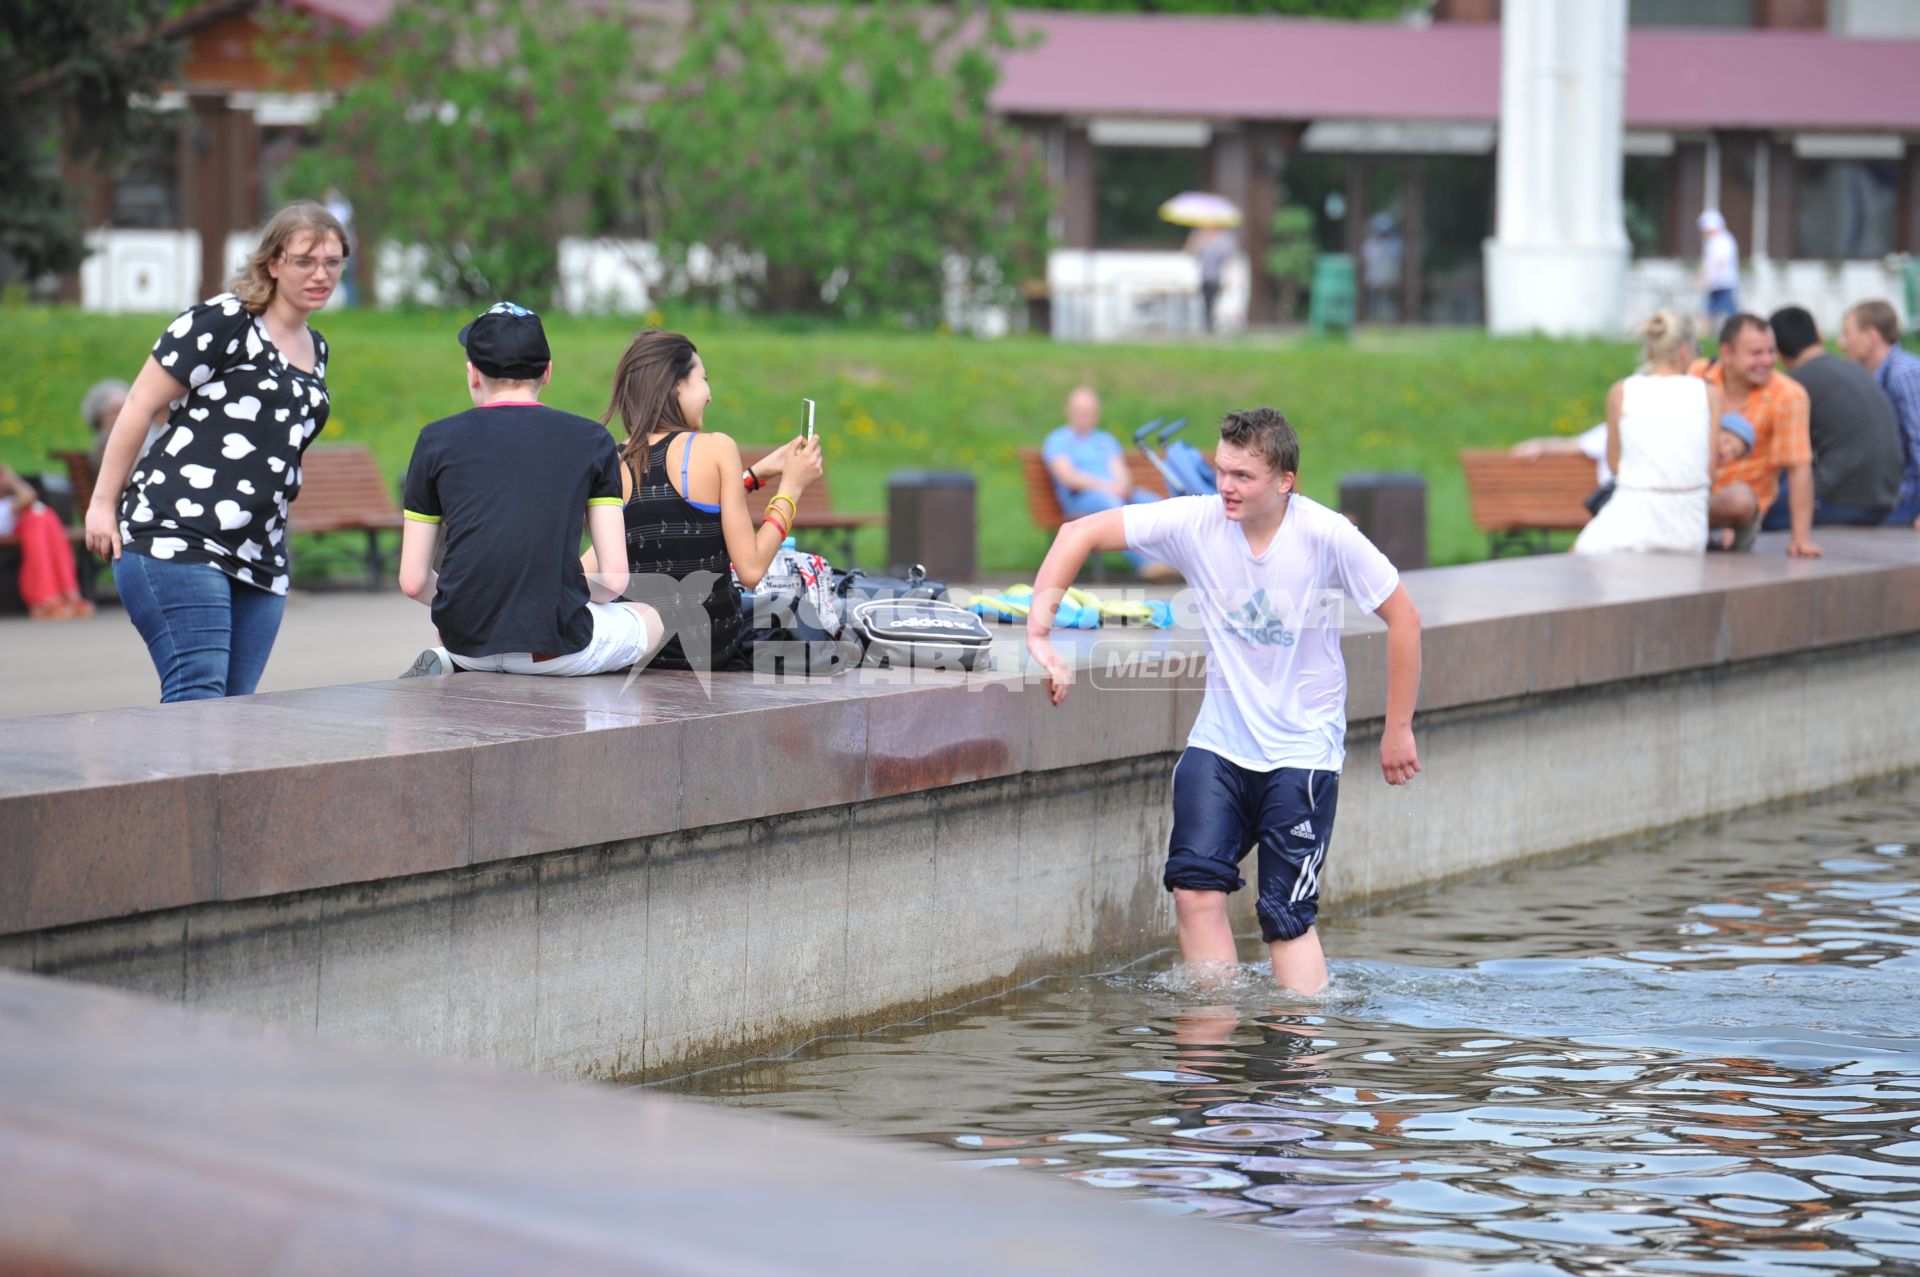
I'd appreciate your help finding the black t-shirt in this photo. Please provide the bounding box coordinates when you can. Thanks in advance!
[119,293,331,594]
[1786,354,1904,510]
[401,403,623,658]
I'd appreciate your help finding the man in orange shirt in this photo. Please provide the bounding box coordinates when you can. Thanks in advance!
[1696,314,1821,557]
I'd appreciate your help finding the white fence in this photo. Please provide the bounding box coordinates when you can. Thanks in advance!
[1623,256,1908,337]
[1045,249,1249,342]
[77,228,1906,343]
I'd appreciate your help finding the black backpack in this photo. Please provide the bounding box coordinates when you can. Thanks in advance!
[834,565,948,603]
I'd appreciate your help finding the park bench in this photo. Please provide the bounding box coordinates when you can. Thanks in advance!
[738,445,885,567]
[1017,447,1182,533]
[50,449,97,513]
[39,445,403,591]
[287,443,406,589]
[1458,449,1595,557]
[1017,447,1187,581]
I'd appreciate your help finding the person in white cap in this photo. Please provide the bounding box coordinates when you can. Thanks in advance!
[1695,209,1739,328]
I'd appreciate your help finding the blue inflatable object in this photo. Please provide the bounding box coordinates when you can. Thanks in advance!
[1161,440,1216,497]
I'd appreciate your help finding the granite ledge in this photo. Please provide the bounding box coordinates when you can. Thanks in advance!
[3,527,1918,934]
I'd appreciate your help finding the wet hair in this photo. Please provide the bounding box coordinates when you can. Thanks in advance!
[1718,312,1769,349]
[1847,299,1901,346]
[604,329,700,466]
[80,378,129,431]
[228,201,351,315]
[1641,310,1693,369]
[1769,306,1821,360]
[1217,406,1300,478]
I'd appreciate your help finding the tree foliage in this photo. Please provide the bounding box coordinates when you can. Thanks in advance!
[643,1,1051,325]
[285,0,644,304]
[1265,204,1316,320]
[1,0,180,284]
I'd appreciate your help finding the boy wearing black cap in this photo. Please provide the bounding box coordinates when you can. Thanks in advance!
[396,302,659,677]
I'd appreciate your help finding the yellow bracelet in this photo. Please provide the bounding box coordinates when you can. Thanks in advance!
[767,494,798,522]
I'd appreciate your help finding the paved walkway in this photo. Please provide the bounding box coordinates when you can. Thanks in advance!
[0,575,1065,719]
[0,591,434,720]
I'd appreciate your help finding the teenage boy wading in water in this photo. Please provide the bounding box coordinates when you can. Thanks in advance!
[1027,407,1423,995]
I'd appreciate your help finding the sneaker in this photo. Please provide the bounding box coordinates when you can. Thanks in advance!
[1728,511,1763,554]
[398,646,456,678]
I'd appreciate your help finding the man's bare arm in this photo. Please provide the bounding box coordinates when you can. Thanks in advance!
[1373,584,1422,785]
[1026,508,1130,706]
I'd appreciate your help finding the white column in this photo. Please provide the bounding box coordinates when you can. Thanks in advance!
[1484,0,1630,337]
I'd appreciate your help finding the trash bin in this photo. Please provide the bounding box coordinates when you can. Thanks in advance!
[1308,253,1356,336]
[887,470,976,581]
[1338,471,1427,570]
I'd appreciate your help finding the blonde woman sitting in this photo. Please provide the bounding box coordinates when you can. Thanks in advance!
[1573,311,1721,556]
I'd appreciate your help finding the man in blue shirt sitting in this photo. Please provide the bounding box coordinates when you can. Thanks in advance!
[1042,385,1173,579]
[1841,299,1920,530]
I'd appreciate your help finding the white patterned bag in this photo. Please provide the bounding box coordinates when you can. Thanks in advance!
[753,544,842,634]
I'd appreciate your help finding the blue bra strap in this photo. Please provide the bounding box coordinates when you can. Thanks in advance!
[674,433,722,514]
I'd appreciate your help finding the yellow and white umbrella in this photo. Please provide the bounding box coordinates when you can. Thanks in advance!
[1157,191,1243,229]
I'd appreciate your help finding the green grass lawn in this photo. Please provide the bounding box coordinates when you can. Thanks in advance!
[0,303,1632,575]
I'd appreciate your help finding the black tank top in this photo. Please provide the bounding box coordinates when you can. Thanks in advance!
[623,434,745,670]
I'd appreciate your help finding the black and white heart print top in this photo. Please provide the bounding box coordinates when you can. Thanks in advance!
[118,293,331,595]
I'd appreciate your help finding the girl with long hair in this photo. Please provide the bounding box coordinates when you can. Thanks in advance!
[586,330,823,670]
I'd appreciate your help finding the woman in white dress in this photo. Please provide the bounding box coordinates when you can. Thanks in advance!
[1573,310,1721,555]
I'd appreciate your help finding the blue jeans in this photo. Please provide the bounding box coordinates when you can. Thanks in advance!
[1059,486,1159,568]
[1885,499,1920,528]
[1706,288,1738,325]
[114,551,286,702]
[1761,494,1891,531]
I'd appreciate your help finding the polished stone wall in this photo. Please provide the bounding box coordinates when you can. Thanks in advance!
[9,635,1920,1079]
[0,970,1424,1277]
[5,755,1178,1080]
[6,530,1920,1076]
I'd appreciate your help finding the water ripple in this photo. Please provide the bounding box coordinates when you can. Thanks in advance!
[666,780,1920,1276]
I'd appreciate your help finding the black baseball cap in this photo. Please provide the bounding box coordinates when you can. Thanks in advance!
[458,301,551,380]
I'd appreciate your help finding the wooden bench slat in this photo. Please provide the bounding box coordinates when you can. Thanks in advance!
[1458,449,1594,538]
[1019,445,1191,531]
[286,445,403,537]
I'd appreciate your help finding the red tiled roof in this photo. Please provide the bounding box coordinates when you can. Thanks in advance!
[995,12,1498,122]
[992,11,1920,133]
[1624,27,1920,130]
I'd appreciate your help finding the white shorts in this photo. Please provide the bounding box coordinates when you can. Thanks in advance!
[451,602,652,676]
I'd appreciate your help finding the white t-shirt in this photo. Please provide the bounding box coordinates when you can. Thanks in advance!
[1577,422,1614,486]
[1124,494,1400,773]
[1703,230,1739,290]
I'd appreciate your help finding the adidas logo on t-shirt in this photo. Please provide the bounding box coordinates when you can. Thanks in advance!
[1289,820,1314,840]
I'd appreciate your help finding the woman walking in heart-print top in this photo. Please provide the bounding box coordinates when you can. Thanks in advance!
[85,201,347,702]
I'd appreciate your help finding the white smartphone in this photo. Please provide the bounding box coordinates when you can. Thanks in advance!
[802,397,816,441]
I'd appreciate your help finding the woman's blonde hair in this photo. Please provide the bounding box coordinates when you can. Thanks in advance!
[228,201,350,314]
[1642,309,1694,369]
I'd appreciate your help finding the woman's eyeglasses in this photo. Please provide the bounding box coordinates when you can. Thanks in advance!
[283,255,347,275]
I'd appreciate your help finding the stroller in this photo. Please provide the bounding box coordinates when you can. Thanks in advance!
[1132,416,1217,497]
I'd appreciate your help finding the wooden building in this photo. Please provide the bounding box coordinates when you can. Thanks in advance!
[58,0,1920,335]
